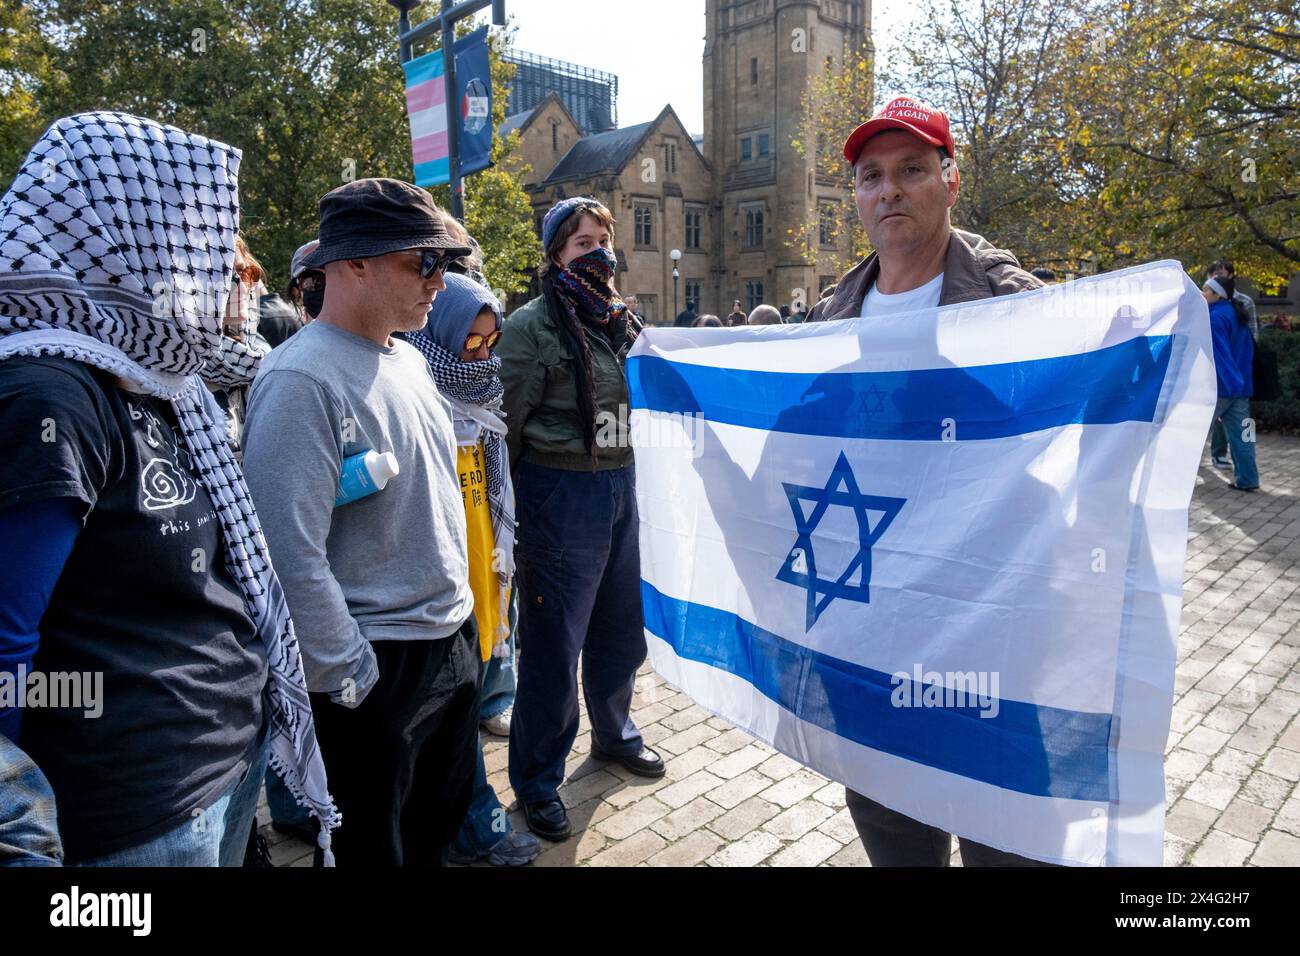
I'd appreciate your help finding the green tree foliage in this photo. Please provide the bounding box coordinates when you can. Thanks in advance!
[1055,0,1299,286]
[795,0,1298,291]
[790,41,875,275]
[0,2,61,183]
[3,1,537,296]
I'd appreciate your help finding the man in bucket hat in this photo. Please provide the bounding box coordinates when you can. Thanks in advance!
[808,100,1053,866]
[242,178,482,866]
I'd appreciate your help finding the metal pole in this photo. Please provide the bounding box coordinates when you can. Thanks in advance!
[441,0,465,220]
[394,0,503,219]
[673,268,679,318]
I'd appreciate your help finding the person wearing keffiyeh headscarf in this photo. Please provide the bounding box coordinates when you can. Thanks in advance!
[399,270,540,867]
[0,112,339,866]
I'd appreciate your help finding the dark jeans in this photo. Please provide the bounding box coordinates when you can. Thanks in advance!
[310,619,482,866]
[451,659,510,858]
[508,461,645,804]
[845,788,1059,866]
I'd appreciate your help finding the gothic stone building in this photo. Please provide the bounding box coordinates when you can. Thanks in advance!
[503,0,871,324]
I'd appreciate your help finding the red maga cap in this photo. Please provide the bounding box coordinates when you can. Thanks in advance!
[843,96,957,170]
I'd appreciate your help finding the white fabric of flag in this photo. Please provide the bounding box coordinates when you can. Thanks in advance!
[627,261,1216,866]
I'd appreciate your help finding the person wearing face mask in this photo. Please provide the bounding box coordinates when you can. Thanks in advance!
[280,239,325,325]
[496,196,666,842]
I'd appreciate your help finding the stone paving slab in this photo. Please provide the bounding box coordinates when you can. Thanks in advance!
[268,434,1300,866]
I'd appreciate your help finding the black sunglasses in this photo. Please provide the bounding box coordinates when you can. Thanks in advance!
[403,249,456,278]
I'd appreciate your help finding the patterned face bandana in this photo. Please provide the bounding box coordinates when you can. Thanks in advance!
[552,246,627,327]
[0,112,340,857]
[400,272,514,648]
[401,335,515,641]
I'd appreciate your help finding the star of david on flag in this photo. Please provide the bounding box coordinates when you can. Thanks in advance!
[776,452,906,630]
[626,261,1217,866]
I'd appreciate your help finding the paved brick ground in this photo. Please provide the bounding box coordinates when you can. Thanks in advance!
[265,433,1300,867]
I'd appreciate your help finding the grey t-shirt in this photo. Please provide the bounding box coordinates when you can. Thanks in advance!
[241,320,472,706]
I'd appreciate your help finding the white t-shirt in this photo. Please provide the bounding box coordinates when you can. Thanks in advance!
[860,272,944,318]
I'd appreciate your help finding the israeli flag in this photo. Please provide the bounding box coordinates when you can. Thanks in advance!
[627,261,1215,866]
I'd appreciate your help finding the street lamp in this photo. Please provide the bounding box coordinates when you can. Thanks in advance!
[670,248,682,321]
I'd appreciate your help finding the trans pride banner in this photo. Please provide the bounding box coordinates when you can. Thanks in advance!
[627,262,1216,865]
[402,26,493,187]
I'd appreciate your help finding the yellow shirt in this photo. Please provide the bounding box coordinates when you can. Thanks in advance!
[458,440,505,661]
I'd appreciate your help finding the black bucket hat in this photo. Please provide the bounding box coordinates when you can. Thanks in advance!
[301,177,472,269]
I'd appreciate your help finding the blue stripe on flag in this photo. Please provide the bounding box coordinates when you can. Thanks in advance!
[641,581,1112,801]
[413,158,450,187]
[629,334,1172,440]
[402,49,445,86]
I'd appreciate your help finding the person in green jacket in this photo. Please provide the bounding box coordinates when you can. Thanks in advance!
[497,196,667,841]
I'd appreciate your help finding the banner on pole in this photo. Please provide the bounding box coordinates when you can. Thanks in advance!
[403,26,493,188]
[627,261,1216,866]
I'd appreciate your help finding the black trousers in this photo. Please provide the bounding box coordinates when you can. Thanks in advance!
[845,788,1060,867]
[310,619,482,867]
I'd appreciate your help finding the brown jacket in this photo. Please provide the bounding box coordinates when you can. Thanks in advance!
[806,229,1043,321]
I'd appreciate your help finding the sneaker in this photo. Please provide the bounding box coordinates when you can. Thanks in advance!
[446,829,543,866]
[481,705,512,737]
[485,830,542,866]
[1211,456,1231,469]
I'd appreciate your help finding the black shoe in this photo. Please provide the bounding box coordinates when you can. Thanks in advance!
[243,826,274,867]
[590,744,666,778]
[523,799,572,841]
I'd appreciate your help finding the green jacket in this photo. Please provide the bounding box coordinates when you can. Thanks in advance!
[497,295,635,472]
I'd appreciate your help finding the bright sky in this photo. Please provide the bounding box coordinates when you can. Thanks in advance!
[501,0,918,135]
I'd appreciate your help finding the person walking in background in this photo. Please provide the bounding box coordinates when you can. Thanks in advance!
[497,196,665,843]
[0,111,336,867]
[1204,274,1259,492]
[402,271,541,867]
[1206,260,1258,469]
[1209,260,1258,337]
[241,178,480,866]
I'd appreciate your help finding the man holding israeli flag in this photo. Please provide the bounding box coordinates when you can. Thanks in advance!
[626,96,1215,866]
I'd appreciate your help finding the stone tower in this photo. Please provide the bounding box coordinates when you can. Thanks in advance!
[703,0,871,315]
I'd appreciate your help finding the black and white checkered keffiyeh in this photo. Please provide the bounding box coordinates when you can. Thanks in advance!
[0,112,341,857]
[401,330,515,646]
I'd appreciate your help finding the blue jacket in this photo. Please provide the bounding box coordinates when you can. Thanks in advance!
[1209,299,1254,398]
